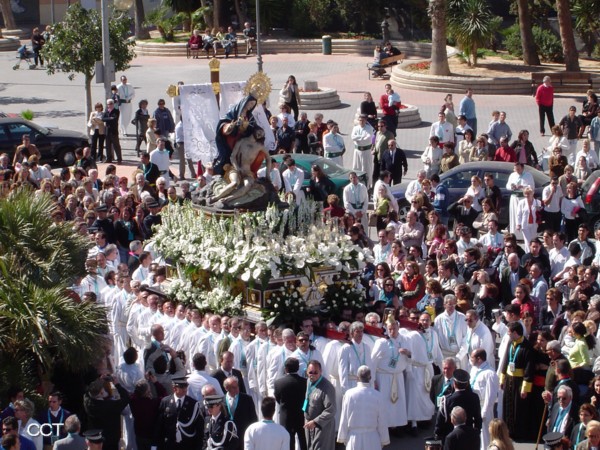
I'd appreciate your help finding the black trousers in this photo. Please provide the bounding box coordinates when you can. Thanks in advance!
[538,104,555,134]
[91,130,105,160]
[382,114,398,137]
[542,210,561,233]
[105,132,122,162]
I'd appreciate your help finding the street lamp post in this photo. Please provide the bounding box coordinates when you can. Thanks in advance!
[255,0,262,72]
[100,0,133,99]
[100,0,112,100]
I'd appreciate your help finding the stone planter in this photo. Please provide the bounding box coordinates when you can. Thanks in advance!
[0,37,20,52]
[354,103,421,128]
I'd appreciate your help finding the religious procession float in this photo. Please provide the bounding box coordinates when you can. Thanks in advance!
[155,70,371,326]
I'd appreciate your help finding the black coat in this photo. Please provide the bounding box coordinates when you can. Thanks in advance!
[228,393,257,450]
[443,424,480,450]
[430,375,455,407]
[102,108,120,135]
[210,368,247,395]
[435,388,482,441]
[91,217,116,244]
[156,394,203,450]
[83,383,130,450]
[447,202,479,234]
[380,148,407,184]
[274,373,307,431]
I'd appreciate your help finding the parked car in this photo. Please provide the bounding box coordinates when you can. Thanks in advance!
[271,154,368,198]
[582,171,600,231]
[390,161,550,226]
[0,118,88,167]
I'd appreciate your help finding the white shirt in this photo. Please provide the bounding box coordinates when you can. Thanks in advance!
[506,171,534,191]
[257,167,282,191]
[343,182,368,215]
[282,167,304,194]
[187,370,224,402]
[543,185,564,213]
[323,132,345,155]
[244,420,290,450]
[117,82,135,101]
[430,121,455,143]
[405,179,422,203]
[550,246,569,278]
[351,123,375,147]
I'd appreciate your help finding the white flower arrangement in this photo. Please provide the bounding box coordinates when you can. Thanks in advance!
[322,278,367,315]
[152,202,372,288]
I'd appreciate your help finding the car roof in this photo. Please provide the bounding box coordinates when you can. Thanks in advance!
[440,161,546,177]
[0,117,29,124]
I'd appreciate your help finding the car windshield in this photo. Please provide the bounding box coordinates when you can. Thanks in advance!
[312,158,344,176]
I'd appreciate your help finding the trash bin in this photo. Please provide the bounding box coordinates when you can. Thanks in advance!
[322,35,332,55]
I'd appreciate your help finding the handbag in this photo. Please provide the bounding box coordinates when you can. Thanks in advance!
[536,200,544,225]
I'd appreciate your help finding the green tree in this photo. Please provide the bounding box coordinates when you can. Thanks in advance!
[573,0,600,58]
[428,0,451,76]
[41,4,136,122]
[0,190,108,392]
[448,0,501,66]
[162,0,201,31]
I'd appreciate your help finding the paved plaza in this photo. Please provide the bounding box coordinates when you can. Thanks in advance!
[0,47,585,449]
[0,49,587,183]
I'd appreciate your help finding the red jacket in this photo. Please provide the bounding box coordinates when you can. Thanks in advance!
[494,146,517,163]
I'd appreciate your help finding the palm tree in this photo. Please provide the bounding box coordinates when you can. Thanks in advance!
[516,0,540,65]
[0,190,108,391]
[428,0,451,76]
[556,0,580,71]
[447,0,501,67]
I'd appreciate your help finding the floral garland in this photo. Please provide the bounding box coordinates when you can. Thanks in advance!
[166,277,243,316]
[262,282,307,322]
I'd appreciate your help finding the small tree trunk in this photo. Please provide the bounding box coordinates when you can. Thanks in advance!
[0,0,17,30]
[84,73,93,127]
[212,0,220,29]
[517,0,541,65]
[234,0,245,28]
[556,0,580,71]
[429,0,450,76]
[200,0,212,30]
[472,43,478,66]
[134,0,150,40]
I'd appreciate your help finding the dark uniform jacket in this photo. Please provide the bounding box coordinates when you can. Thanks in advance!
[156,394,203,450]
[434,388,482,441]
[203,412,239,450]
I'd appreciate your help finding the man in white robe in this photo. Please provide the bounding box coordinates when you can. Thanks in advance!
[337,365,390,450]
[371,317,410,429]
[402,327,435,432]
[506,162,534,239]
[244,397,289,450]
[434,294,468,359]
[343,172,369,230]
[292,331,325,379]
[117,75,135,136]
[456,310,495,371]
[195,314,222,372]
[351,115,375,188]
[246,321,269,418]
[339,322,375,394]
[469,349,499,450]
[282,160,305,204]
[419,313,444,369]
[267,329,297,397]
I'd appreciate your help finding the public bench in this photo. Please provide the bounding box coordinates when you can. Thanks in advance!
[531,72,593,95]
[367,54,404,80]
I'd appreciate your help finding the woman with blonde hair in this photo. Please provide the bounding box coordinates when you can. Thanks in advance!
[577,419,600,450]
[488,418,514,450]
